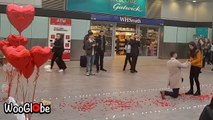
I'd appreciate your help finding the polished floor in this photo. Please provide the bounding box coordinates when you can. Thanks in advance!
[0,56,213,120]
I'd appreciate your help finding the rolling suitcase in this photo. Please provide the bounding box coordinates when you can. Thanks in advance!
[80,56,87,67]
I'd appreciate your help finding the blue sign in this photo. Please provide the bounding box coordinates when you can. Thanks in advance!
[67,0,147,17]
[196,28,208,38]
[91,14,164,26]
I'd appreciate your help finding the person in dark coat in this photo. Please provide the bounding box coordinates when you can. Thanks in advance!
[199,98,213,120]
[85,34,96,76]
[123,36,132,71]
[130,34,141,73]
[211,42,213,71]
[83,30,93,50]
[203,38,211,67]
[95,31,107,72]
[47,33,67,72]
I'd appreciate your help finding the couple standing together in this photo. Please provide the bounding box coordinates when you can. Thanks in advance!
[84,30,107,76]
[123,34,141,73]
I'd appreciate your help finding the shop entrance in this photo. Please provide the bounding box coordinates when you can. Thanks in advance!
[115,23,136,55]
[91,22,115,57]
[139,25,160,57]
[91,21,161,58]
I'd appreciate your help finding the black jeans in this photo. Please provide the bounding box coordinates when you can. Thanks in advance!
[165,88,179,98]
[123,53,132,70]
[96,51,104,70]
[189,66,201,92]
[131,54,138,71]
[210,51,213,64]
[203,52,210,67]
[51,52,67,70]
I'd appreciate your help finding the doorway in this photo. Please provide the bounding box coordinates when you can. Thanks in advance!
[91,21,115,57]
[139,25,160,57]
[115,23,136,56]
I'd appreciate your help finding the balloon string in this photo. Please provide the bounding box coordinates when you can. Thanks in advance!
[32,68,39,102]
[7,71,13,98]
[28,114,31,120]
[26,114,29,120]
[21,83,25,103]
[29,68,40,120]
[24,80,29,102]
[5,72,8,83]
[15,73,21,101]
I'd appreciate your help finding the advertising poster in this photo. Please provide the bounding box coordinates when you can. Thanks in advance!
[48,18,72,60]
[66,0,147,17]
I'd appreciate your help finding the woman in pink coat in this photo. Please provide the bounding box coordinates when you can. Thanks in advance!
[160,51,190,99]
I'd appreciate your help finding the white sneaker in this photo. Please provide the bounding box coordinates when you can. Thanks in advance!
[90,73,95,76]
[46,69,52,72]
[59,69,64,72]
[86,72,90,76]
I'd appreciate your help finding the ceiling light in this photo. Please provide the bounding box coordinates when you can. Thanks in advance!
[192,0,197,2]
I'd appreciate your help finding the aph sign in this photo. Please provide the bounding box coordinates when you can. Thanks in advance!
[66,0,146,17]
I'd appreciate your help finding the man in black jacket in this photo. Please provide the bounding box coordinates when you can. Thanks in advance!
[130,34,141,73]
[96,31,107,72]
[48,33,67,72]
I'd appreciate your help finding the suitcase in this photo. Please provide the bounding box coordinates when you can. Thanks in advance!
[80,56,87,67]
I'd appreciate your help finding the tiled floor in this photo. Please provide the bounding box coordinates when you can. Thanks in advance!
[0,56,212,120]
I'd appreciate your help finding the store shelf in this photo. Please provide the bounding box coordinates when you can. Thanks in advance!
[116,30,136,32]
[92,28,113,31]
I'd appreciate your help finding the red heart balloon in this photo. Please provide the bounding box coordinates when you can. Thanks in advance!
[6,4,35,34]
[8,34,28,47]
[30,46,52,68]
[3,45,31,71]
[0,40,10,51]
[23,60,35,79]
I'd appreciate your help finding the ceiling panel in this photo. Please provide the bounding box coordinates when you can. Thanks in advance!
[42,0,65,10]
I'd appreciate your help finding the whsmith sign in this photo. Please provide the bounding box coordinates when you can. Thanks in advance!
[66,0,147,17]
[119,17,141,23]
[91,14,164,25]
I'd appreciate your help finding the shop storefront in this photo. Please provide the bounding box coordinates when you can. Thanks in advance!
[66,0,164,58]
[90,14,164,57]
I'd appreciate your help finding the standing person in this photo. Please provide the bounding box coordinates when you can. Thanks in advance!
[160,52,190,99]
[186,42,203,96]
[47,33,67,72]
[85,34,96,76]
[83,30,93,72]
[197,38,204,52]
[123,36,132,71]
[130,34,141,73]
[210,42,213,71]
[197,39,204,72]
[96,31,107,73]
[203,38,211,66]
